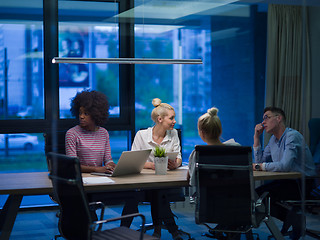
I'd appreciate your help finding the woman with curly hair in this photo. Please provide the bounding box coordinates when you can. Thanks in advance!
[65,90,116,173]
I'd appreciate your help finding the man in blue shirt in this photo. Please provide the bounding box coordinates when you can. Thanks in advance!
[253,107,316,175]
[253,107,316,240]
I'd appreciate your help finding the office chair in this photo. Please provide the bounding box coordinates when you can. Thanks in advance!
[47,152,158,240]
[194,145,284,240]
[309,118,320,165]
[272,119,320,240]
[44,131,68,172]
[44,131,67,154]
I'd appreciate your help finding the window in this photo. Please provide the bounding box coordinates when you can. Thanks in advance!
[0,0,44,120]
[134,2,267,161]
[0,0,267,207]
[58,0,120,118]
[0,0,135,173]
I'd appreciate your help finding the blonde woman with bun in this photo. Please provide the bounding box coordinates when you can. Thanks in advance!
[132,98,182,169]
[188,107,240,190]
[122,98,183,239]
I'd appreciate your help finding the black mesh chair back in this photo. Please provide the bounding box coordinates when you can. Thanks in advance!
[44,131,68,172]
[308,118,320,157]
[194,145,285,240]
[47,152,93,240]
[48,152,157,240]
[195,145,256,227]
[44,131,67,155]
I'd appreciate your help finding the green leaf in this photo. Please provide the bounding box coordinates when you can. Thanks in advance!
[153,146,166,157]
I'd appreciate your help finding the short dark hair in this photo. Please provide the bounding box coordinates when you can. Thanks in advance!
[70,90,109,126]
[264,106,286,124]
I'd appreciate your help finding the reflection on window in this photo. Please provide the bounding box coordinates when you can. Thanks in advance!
[109,131,130,163]
[0,130,130,173]
[58,1,120,118]
[0,133,45,173]
[134,25,213,161]
[0,2,44,120]
[134,5,267,163]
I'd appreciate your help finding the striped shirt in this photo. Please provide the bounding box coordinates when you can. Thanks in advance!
[65,125,113,167]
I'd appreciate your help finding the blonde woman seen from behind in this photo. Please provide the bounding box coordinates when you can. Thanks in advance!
[188,107,240,191]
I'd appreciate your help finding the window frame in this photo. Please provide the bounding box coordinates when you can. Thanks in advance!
[0,0,136,142]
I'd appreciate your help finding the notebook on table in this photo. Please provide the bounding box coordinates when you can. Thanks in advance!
[91,149,152,177]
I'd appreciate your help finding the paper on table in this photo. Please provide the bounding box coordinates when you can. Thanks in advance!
[178,165,189,170]
[82,176,115,184]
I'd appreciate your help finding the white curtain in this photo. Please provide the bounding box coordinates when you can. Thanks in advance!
[265,4,311,143]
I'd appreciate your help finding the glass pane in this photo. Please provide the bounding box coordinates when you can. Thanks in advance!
[109,131,130,163]
[0,133,45,173]
[134,1,267,162]
[58,0,120,118]
[0,130,130,208]
[0,0,44,119]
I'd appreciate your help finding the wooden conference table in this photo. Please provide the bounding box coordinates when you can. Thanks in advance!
[0,168,301,240]
[0,168,188,240]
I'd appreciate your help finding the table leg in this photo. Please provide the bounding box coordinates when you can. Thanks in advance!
[0,194,23,240]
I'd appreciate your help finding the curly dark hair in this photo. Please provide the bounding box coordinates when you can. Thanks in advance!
[70,90,109,126]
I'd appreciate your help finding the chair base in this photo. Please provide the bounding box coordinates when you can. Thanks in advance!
[142,223,194,240]
[306,228,320,239]
[202,225,259,240]
[270,228,320,240]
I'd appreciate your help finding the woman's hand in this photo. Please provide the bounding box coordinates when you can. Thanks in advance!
[91,162,115,174]
[167,158,181,170]
[92,166,111,173]
[144,161,155,170]
[106,162,116,171]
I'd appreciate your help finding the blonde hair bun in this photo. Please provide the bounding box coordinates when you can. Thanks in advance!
[207,107,218,117]
[152,98,162,108]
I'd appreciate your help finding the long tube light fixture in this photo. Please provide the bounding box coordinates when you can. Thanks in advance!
[52,57,202,65]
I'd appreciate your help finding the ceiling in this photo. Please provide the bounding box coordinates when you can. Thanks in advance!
[0,0,319,26]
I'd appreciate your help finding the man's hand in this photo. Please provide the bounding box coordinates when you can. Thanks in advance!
[255,123,265,137]
[253,123,265,147]
[252,163,262,171]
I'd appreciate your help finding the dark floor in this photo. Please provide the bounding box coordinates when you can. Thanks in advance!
[8,197,320,240]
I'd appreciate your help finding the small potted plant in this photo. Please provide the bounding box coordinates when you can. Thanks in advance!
[153,146,168,175]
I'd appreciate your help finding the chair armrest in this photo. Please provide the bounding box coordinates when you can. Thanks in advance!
[89,201,105,230]
[256,191,269,207]
[89,201,105,212]
[92,212,146,227]
[91,213,146,240]
[255,191,270,216]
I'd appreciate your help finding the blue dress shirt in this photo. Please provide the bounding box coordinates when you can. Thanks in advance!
[254,128,316,176]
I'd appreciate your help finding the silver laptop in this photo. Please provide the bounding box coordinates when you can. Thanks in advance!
[91,149,152,177]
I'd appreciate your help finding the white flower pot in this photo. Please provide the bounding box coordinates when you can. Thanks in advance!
[154,156,168,175]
